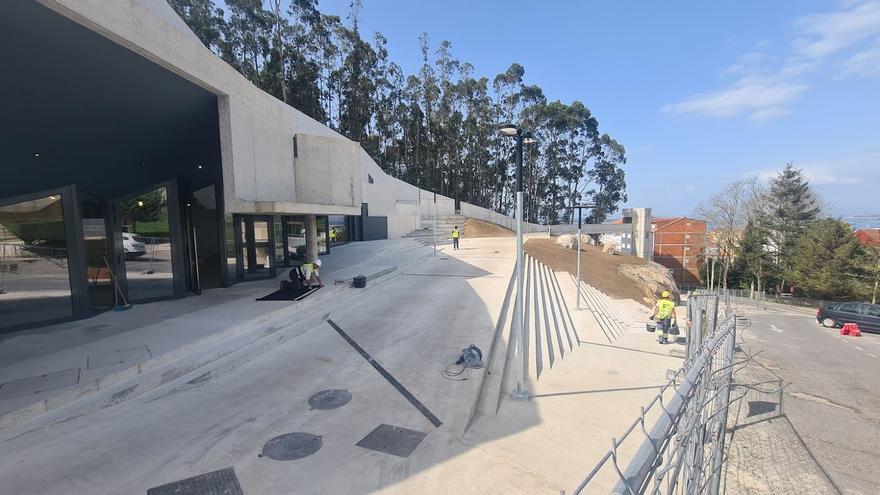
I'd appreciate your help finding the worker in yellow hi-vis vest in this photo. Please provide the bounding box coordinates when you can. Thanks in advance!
[650,290,677,344]
[452,226,460,250]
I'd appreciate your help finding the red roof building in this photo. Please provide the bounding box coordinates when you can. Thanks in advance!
[855,228,880,247]
[652,217,707,286]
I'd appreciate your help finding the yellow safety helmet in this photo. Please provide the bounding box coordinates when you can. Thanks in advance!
[661,290,670,298]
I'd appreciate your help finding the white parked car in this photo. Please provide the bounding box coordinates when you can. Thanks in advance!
[122,232,146,259]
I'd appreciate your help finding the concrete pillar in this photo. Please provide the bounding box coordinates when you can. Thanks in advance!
[633,207,653,261]
[306,214,318,262]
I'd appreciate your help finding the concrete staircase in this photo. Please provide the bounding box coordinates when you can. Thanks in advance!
[472,254,583,422]
[403,214,467,243]
[567,274,629,343]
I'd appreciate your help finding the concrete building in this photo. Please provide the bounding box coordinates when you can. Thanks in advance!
[651,217,707,286]
[0,0,510,332]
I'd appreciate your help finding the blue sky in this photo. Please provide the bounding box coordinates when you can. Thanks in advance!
[319,0,880,217]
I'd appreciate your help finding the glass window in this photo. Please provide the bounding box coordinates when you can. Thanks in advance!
[191,185,222,289]
[838,303,860,313]
[0,194,72,329]
[317,216,328,255]
[224,213,236,282]
[329,215,348,245]
[274,216,285,266]
[253,219,271,273]
[862,304,880,317]
[286,217,306,262]
[80,193,113,311]
[121,186,173,301]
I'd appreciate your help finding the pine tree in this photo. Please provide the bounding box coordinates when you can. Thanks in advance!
[789,219,863,300]
[765,164,819,291]
[736,221,771,293]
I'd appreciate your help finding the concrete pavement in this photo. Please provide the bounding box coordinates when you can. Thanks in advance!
[724,303,880,494]
[0,239,432,425]
[0,235,685,494]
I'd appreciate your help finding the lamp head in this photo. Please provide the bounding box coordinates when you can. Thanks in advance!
[522,132,537,145]
[498,123,519,137]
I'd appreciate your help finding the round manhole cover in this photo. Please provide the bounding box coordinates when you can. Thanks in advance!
[308,389,352,410]
[260,432,322,461]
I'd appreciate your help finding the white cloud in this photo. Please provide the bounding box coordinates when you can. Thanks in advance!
[663,82,806,120]
[664,1,880,120]
[724,51,771,75]
[753,151,880,186]
[792,1,880,59]
[838,40,880,77]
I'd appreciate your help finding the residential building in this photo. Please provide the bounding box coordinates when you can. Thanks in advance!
[651,217,707,286]
[855,228,880,247]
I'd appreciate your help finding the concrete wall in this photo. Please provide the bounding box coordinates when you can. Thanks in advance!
[360,154,420,239]
[295,134,361,209]
[459,202,545,233]
[42,0,361,216]
[419,190,456,218]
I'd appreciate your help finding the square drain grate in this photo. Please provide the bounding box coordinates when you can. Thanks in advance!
[356,423,427,458]
[147,467,243,495]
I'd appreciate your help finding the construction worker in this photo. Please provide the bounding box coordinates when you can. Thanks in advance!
[301,259,323,289]
[452,225,460,250]
[650,290,677,344]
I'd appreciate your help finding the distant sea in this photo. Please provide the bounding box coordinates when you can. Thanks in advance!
[843,215,880,229]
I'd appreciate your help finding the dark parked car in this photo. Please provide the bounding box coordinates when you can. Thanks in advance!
[817,302,880,334]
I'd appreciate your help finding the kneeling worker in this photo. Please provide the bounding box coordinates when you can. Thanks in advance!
[650,290,676,344]
[302,259,324,289]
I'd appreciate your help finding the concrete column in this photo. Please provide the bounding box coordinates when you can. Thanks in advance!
[306,214,318,262]
[633,207,653,261]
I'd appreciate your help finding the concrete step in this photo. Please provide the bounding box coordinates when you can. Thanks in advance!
[471,267,517,423]
[569,275,628,343]
[0,250,434,433]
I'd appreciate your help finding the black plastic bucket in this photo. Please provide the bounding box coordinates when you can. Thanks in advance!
[352,275,367,288]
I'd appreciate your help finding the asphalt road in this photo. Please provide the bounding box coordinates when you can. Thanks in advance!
[726,303,880,494]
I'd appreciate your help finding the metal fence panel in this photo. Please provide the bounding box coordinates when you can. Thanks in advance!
[574,292,737,495]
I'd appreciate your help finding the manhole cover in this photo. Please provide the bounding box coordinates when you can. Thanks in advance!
[308,389,352,410]
[356,423,427,458]
[148,467,243,495]
[260,432,322,460]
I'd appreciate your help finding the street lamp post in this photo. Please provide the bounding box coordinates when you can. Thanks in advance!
[569,204,596,310]
[499,124,535,400]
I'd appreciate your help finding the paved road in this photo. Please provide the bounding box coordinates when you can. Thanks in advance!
[726,304,880,494]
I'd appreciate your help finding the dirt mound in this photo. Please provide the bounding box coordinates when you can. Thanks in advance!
[618,263,680,305]
[524,238,677,306]
[462,218,514,238]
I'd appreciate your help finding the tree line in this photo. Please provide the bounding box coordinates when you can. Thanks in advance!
[168,0,628,224]
[696,165,879,303]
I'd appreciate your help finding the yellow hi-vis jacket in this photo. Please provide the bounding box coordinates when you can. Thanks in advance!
[452,229,460,239]
[657,299,675,319]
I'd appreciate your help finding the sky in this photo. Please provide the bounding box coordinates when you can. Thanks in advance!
[317,0,880,218]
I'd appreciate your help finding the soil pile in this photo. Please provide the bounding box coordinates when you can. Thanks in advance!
[462,218,515,238]
[524,238,677,306]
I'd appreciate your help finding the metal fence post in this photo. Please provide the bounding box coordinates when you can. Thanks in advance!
[709,318,736,495]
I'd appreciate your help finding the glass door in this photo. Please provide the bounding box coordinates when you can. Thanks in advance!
[238,215,275,280]
[113,181,185,303]
[0,192,73,330]
[79,191,113,311]
[188,185,223,291]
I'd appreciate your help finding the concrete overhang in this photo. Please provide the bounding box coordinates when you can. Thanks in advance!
[228,200,361,217]
[35,0,365,213]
